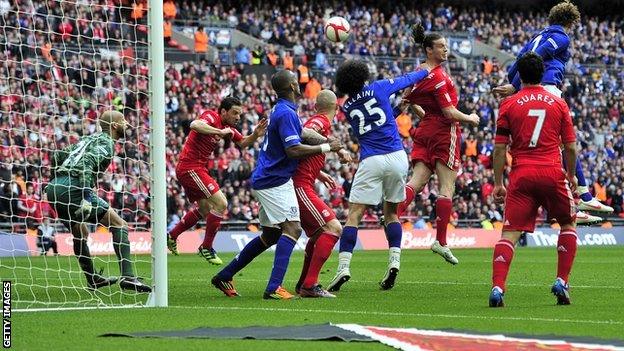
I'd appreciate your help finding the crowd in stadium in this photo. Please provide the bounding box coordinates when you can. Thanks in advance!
[180,0,623,67]
[1,0,623,233]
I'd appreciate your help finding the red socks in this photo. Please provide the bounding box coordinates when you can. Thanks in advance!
[435,197,452,246]
[303,232,339,288]
[397,185,416,217]
[169,208,202,240]
[557,229,578,284]
[297,234,319,288]
[200,211,223,249]
[491,239,515,291]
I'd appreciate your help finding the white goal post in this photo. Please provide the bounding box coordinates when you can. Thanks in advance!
[0,0,167,310]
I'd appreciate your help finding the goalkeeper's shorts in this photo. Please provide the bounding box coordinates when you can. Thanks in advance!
[45,176,110,229]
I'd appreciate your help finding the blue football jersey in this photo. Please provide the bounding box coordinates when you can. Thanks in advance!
[251,98,302,190]
[507,25,571,90]
[342,70,428,160]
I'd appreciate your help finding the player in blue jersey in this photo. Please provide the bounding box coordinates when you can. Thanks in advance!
[327,60,431,292]
[493,0,612,223]
[211,70,342,299]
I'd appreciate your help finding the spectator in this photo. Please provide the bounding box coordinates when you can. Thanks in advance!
[37,218,58,256]
[164,19,172,44]
[304,76,322,100]
[251,45,264,64]
[163,0,177,19]
[235,45,250,65]
[194,26,208,53]
[297,63,310,92]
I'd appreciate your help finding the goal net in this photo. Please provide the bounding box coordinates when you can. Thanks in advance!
[0,0,167,310]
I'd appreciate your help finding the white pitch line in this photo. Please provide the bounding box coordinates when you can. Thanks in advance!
[170,277,622,290]
[168,305,624,326]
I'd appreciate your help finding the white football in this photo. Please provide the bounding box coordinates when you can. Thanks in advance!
[324,16,350,43]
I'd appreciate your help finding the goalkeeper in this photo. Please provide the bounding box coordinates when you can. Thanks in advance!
[45,110,151,293]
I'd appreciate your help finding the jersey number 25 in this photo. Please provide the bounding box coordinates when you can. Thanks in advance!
[349,98,386,135]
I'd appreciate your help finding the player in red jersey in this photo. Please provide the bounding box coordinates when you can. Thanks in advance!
[291,89,352,298]
[167,97,268,264]
[399,23,479,264]
[489,52,578,307]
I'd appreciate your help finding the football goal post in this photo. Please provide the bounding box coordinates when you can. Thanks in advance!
[0,0,167,310]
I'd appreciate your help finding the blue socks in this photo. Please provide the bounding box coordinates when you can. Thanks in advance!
[266,235,297,293]
[218,236,268,281]
[385,222,403,248]
[339,226,358,253]
[576,159,593,201]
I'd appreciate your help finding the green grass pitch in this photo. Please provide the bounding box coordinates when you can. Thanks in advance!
[6,246,624,350]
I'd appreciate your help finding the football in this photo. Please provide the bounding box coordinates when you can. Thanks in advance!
[324,16,350,43]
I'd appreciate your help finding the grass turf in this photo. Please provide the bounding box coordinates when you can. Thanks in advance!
[6,246,624,350]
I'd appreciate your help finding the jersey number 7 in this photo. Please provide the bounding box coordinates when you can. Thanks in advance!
[528,109,546,148]
[349,98,387,135]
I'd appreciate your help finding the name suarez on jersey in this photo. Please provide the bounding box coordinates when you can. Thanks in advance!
[516,92,556,106]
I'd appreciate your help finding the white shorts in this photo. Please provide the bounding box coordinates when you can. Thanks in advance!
[543,85,562,98]
[349,150,409,205]
[253,179,300,228]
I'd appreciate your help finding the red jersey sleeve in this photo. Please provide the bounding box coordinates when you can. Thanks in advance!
[200,111,218,126]
[495,100,511,144]
[432,77,454,110]
[303,115,330,136]
[559,102,576,144]
[229,127,244,143]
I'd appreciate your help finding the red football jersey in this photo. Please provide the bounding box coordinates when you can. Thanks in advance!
[292,114,331,187]
[177,110,243,171]
[495,86,575,168]
[404,65,459,128]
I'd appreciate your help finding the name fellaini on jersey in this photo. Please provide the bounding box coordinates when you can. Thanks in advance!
[343,89,374,110]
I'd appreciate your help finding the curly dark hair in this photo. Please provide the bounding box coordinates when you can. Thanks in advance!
[548,1,580,28]
[412,22,444,50]
[335,60,370,96]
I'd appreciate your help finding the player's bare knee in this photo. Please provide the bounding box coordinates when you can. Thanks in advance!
[323,220,342,237]
[197,199,211,217]
[281,221,302,240]
[260,227,282,246]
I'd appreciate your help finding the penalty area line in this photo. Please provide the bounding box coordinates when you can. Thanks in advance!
[169,305,623,326]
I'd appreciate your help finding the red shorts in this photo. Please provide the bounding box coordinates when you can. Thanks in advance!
[503,167,575,232]
[176,168,220,203]
[294,186,336,237]
[410,123,462,171]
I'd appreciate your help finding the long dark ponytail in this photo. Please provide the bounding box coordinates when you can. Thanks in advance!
[412,22,444,51]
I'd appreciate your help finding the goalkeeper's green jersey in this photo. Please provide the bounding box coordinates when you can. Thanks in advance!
[52,132,114,188]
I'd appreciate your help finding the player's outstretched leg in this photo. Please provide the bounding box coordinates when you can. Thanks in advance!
[264,222,301,300]
[213,228,278,297]
[295,234,319,294]
[431,197,458,264]
[167,208,202,255]
[71,225,118,290]
[101,208,152,293]
[380,222,401,290]
[327,226,357,292]
[575,159,613,213]
[489,237,517,307]
[197,195,228,265]
[551,228,577,305]
[299,223,340,298]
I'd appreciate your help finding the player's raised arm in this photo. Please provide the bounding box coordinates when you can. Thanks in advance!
[190,118,232,137]
[373,69,430,98]
[237,118,268,148]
